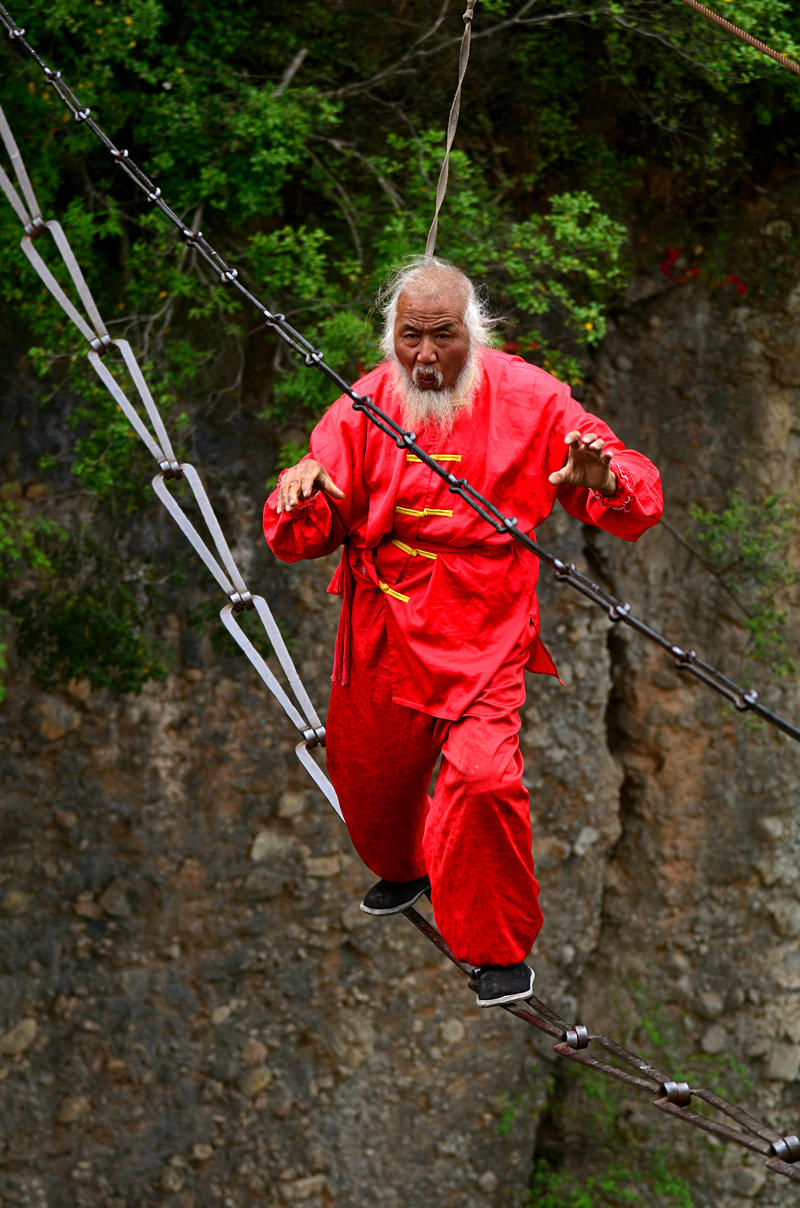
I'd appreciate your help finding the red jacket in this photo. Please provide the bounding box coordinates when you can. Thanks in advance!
[263,349,663,719]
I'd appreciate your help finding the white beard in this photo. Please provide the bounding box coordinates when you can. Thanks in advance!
[391,348,479,436]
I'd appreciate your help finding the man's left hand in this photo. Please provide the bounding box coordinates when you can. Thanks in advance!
[548,431,617,496]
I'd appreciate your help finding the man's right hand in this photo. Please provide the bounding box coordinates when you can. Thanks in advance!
[275,457,345,514]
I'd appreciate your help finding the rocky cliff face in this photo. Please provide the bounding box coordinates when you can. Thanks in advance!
[2,267,800,1208]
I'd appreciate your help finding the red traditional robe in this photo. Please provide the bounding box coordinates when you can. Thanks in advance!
[263,348,662,965]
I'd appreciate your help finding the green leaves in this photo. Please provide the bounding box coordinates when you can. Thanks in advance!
[689,489,800,672]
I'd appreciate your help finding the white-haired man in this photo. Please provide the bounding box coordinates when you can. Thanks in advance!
[263,257,662,1007]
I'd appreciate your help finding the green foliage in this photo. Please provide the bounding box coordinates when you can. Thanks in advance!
[12,574,170,695]
[0,494,66,576]
[0,490,170,697]
[689,489,800,673]
[0,494,69,700]
[529,1150,695,1208]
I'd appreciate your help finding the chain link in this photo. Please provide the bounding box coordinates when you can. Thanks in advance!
[405,904,800,1183]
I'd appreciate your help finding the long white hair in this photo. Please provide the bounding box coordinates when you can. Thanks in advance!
[377,255,494,361]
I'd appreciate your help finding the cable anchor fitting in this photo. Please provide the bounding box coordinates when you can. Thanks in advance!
[303,349,324,368]
[74,107,91,122]
[89,333,114,355]
[182,228,202,246]
[229,590,254,613]
[672,646,696,667]
[23,215,47,239]
[9,25,25,39]
[609,601,631,622]
[769,1134,800,1163]
[735,689,758,712]
[660,1080,692,1107]
[159,459,183,479]
[562,1025,589,1049]
[303,725,326,749]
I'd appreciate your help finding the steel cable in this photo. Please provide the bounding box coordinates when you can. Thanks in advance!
[676,0,800,78]
[405,904,800,1182]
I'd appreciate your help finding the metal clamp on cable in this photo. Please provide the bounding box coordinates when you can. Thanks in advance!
[735,690,758,712]
[89,332,114,355]
[8,24,25,37]
[23,215,47,239]
[562,1025,589,1049]
[503,516,518,530]
[608,601,631,622]
[769,1135,800,1163]
[74,107,91,122]
[229,590,254,613]
[672,647,696,668]
[182,227,202,246]
[303,725,326,750]
[660,1080,692,1107]
[303,349,324,367]
[553,558,573,581]
[159,459,182,479]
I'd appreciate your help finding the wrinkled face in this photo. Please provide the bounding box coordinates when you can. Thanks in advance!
[393,287,471,391]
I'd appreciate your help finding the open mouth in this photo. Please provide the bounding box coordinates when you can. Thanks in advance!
[413,368,443,390]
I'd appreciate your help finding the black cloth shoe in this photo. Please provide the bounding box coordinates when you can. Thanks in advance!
[359,875,431,916]
[475,961,535,1007]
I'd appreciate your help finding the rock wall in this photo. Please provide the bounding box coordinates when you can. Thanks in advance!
[2,270,800,1207]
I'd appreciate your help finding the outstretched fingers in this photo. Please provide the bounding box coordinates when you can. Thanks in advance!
[276,458,344,514]
[548,430,615,492]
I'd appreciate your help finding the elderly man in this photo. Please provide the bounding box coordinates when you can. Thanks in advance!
[263,256,662,1007]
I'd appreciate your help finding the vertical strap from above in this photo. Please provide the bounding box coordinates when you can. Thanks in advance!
[425,0,477,256]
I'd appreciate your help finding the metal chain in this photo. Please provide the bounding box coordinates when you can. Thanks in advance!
[676,0,800,78]
[425,0,477,256]
[0,98,341,820]
[404,904,800,1183]
[2,3,798,745]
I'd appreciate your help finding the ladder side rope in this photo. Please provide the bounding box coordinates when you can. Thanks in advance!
[2,4,797,745]
[404,905,800,1181]
[425,0,477,256]
[0,102,340,818]
[676,0,800,78]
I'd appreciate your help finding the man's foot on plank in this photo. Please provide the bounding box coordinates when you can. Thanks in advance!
[360,875,431,915]
[475,962,535,1007]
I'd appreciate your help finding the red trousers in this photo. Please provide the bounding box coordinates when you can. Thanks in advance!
[325,583,544,967]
